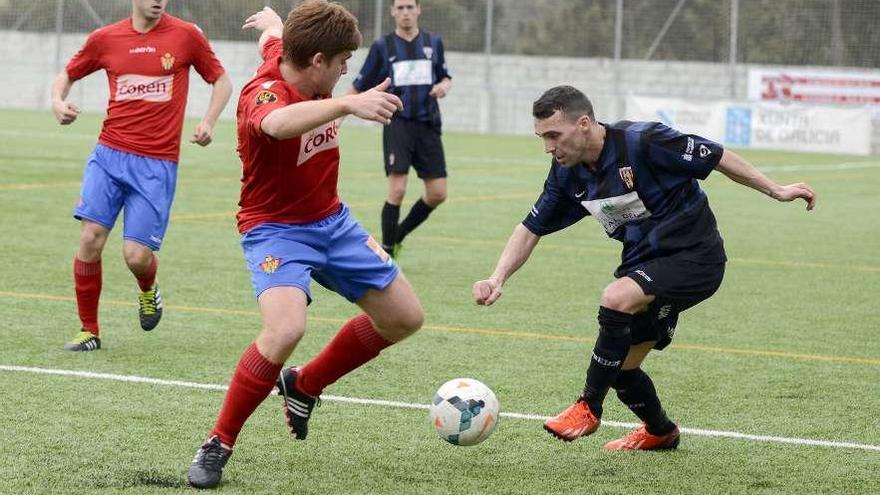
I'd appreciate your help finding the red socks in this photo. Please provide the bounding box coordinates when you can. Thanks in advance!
[297,314,393,397]
[209,316,393,446]
[74,254,156,336]
[74,257,102,336]
[135,254,158,292]
[210,343,283,447]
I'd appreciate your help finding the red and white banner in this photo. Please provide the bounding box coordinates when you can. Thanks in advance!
[748,68,880,106]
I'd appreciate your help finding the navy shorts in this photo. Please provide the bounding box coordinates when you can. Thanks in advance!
[382,117,447,179]
[73,144,177,250]
[241,204,399,303]
[625,255,726,350]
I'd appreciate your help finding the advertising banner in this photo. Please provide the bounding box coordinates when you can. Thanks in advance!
[748,68,880,105]
[626,96,872,156]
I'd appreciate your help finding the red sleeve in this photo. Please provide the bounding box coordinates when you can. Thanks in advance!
[242,80,290,137]
[188,24,225,84]
[260,37,283,62]
[65,31,103,81]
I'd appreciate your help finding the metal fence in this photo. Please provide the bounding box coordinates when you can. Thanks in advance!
[3,0,879,69]
[1,0,878,139]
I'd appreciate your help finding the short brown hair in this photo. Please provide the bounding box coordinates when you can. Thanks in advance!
[283,0,362,69]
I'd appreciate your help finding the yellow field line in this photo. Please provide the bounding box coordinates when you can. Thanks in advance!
[2,290,877,367]
[0,181,81,191]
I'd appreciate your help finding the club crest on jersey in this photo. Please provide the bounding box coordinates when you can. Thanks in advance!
[260,255,281,274]
[423,46,433,59]
[256,90,278,105]
[160,53,175,71]
[619,166,634,190]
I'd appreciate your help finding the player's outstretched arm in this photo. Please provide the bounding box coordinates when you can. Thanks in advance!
[242,6,283,52]
[51,71,80,125]
[191,73,232,146]
[261,78,401,139]
[343,78,402,125]
[716,149,817,210]
[335,85,362,127]
[473,224,541,306]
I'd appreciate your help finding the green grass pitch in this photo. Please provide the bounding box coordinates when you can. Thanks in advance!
[0,109,878,494]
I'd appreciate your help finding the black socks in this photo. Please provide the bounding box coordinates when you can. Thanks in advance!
[397,198,434,244]
[613,368,676,436]
[581,306,633,418]
[380,202,400,252]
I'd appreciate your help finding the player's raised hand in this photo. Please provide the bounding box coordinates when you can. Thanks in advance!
[772,182,817,211]
[53,100,80,125]
[242,6,283,32]
[190,121,214,146]
[472,279,502,306]
[345,78,402,125]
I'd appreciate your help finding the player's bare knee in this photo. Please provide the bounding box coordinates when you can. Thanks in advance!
[375,306,423,342]
[123,245,153,271]
[425,191,446,207]
[78,229,107,257]
[600,286,632,312]
[260,322,304,354]
[387,188,406,204]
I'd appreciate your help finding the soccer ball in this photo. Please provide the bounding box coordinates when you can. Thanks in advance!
[429,378,499,446]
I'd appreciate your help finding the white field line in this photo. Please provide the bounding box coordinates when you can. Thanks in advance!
[2,365,878,453]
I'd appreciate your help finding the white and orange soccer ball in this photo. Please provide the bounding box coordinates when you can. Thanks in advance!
[429,378,499,446]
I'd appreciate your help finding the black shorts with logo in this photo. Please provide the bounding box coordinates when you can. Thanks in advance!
[382,117,447,179]
[624,254,726,350]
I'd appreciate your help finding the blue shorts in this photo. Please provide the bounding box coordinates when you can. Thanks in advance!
[73,144,178,251]
[241,204,399,303]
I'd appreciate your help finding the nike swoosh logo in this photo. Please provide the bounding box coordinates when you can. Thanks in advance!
[575,190,586,198]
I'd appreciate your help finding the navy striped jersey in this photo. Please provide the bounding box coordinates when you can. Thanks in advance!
[522,121,727,277]
[353,31,451,126]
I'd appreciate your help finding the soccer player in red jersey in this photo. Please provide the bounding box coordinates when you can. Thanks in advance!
[53,0,232,351]
[187,2,424,489]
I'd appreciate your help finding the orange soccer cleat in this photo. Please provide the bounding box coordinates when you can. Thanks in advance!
[604,424,680,450]
[543,400,601,441]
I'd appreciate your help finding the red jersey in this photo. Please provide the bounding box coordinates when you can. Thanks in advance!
[66,14,225,162]
[235,38,342,234]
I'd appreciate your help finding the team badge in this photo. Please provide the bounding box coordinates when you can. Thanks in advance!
[388,152,395,166]
[423,46,433,59]
[618,166,634,190]
[255,90,278,105]
[160,52,175,71]
[260,255,281,274]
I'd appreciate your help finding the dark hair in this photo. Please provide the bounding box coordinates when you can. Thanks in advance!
[283,0,362,69]
[532,85,595,121]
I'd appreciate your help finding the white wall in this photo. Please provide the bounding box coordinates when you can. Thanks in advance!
[2,30,878,153]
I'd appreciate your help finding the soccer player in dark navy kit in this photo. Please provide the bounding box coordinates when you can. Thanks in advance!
[473,86,816,450]
[350,0,452,256]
